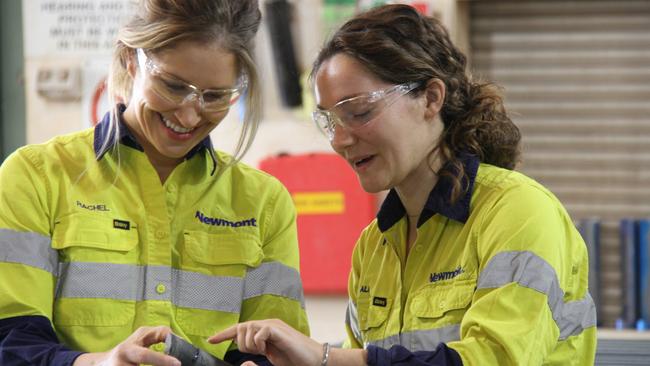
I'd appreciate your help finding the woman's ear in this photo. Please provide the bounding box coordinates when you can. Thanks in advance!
[125,49,138,79]
[423,78,446,120]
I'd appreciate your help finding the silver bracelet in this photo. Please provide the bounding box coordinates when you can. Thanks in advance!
[321,342,330,366]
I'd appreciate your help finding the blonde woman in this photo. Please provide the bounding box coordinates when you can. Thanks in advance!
[0,1,308,365]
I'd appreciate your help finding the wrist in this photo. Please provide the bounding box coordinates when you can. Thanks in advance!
[320,342,330,366]
[328,347,368,366]
[72,352,107,366]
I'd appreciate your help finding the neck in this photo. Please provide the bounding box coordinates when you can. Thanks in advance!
[396,153,444,219]
[144,148,181,184]
[122,105,182,184]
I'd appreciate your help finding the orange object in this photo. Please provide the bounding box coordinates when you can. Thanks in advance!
[259,153,376,294]
[410,2,430,15]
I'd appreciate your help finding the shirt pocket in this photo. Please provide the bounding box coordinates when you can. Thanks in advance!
[177,231,264,336]
[52,213,139,327]
[357,292,393,342]
[411,280,475,327]
[52,213,139,263]
[182,230,263,273]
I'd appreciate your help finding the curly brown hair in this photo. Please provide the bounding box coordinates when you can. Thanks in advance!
[311,4,521,202]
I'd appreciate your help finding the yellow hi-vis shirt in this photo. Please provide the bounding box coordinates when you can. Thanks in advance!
[0,117,309,357]
[345,156,596,365]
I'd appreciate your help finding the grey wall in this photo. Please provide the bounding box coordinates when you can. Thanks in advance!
[1,0,26,162]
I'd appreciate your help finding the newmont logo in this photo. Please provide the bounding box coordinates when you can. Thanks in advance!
[195,211,257,227]
[429,266,464,283]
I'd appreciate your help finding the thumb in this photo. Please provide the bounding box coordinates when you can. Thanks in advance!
[241,362,258,366]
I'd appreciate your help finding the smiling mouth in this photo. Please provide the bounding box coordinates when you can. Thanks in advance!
[353,155,374,168]
[161,115,195,134]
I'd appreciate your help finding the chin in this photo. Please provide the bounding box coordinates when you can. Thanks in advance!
[156,145,191,160]
[358,179,388,194]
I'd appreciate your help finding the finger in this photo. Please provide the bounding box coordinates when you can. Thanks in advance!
[236,324,250,353]
[135,326,174,347]
[126,346,181,366]
[208,324,238,344]
[253,326,270,355]
[241,362,258,366]
[244,322,258,352]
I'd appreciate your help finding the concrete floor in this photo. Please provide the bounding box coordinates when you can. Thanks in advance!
[304,295,349,343]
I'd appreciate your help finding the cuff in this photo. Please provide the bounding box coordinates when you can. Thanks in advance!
[52,350,85,366]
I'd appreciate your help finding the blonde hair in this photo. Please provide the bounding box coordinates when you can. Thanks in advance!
[102,0,262,171]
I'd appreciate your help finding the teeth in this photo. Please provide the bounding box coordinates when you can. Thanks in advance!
[162,116,194,134]
[355,156,371,165]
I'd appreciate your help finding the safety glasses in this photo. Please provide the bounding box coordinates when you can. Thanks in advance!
[312,81,421,140]
[136,48,247,115]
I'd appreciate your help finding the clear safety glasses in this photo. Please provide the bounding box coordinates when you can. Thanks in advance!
[312,81,422,141]
[136,48,247,115]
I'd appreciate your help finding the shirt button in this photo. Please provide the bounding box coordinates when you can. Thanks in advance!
[166,184,177,193]
[155,231,166,239]
[439,301,445,309]
[152,343,165,352]
[156,284,167,294]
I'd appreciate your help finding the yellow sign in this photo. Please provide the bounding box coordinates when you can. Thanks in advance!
[292,191,345,215]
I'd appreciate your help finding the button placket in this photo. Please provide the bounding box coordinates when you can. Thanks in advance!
[145,266,172,301]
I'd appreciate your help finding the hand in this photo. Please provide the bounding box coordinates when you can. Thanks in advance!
[208,319,322,366]
[73,326,181,366]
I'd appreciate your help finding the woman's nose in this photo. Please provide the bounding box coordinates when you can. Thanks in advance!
[330,122,356,150]
[174,100,202,128]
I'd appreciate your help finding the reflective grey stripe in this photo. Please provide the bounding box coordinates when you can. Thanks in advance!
[54,260,304,313]
[559,292,597,339]
[346,298,362,343]
[366,324,460,351]
[367,333,400,350]
[0,228,58,275]
[404,324,460,351]
[243,261,305,308]
[148,265,173,302]
[477,250,596,340]
[56,262,141,300]
[175,267,242,312]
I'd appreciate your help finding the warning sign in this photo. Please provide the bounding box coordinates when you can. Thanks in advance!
[292,192,346,215]
[23,0,135,58]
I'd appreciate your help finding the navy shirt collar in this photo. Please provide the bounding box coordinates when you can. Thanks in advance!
[93,105,217,174]
[376,153,479,232]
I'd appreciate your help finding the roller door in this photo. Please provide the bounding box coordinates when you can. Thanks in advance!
[470,0,650,327]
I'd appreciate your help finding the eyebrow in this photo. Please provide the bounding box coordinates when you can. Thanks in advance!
[315,91,369,110]
[151,57,235,90]
[156,68,192,85]
[156,67,228,90]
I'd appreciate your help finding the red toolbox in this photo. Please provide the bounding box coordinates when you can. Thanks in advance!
[259,153,376,294]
